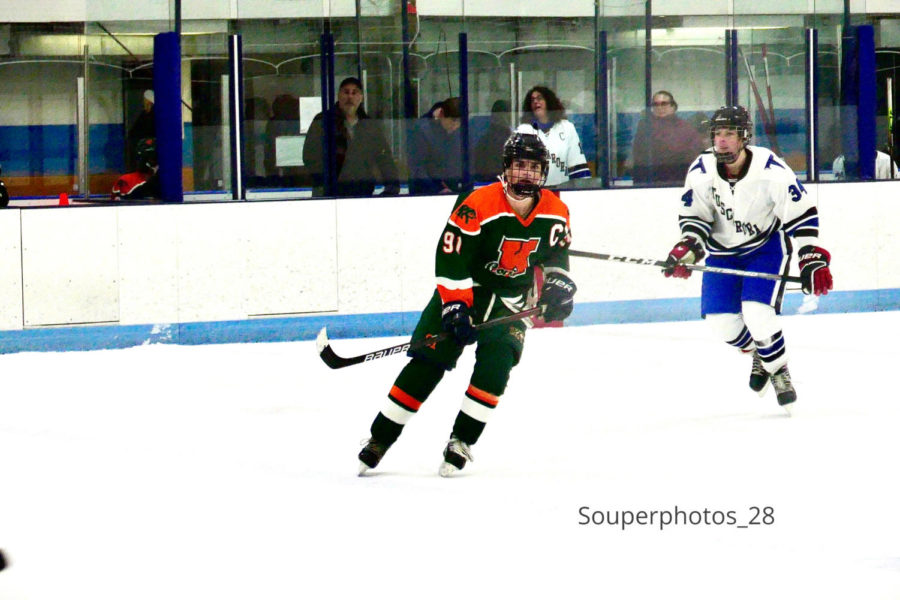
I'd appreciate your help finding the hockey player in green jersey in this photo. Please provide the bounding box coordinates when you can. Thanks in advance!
[358,132,576,477]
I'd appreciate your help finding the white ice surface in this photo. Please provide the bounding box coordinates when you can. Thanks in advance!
[1,311,899,600]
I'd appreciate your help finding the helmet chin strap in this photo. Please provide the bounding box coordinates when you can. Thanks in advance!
[714,140,747,165]
[714,150,738,164]
[500,174,539,214]
[500,173,540,200]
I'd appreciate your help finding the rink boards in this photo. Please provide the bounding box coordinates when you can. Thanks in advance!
[0,181,897,352]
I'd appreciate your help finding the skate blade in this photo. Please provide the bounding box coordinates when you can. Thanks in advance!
[358,461,373,476]
[438,461,460,478]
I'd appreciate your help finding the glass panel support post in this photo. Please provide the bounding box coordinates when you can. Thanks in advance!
[805,28,820,182]
[228,34,246,200]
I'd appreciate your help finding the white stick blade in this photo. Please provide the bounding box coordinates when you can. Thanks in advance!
[316,327,330,354]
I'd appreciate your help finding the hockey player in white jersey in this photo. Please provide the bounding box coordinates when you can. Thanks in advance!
[662,105,833,409]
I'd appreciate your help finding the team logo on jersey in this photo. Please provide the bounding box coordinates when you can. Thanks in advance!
[486,236,541,278]
[455,204,477,224]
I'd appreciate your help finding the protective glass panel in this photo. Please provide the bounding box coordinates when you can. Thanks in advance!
[468,1,596,190]
[640,20,727,187]
[734,2,809,177]
[0,25,88,202]
[601,2,649,187]
[237,2,325,196]
[402,1,465,196]
[83,0,171,201]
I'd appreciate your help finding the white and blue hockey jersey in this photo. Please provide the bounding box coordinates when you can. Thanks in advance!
[516,120,591,187]
[678,146,819,257]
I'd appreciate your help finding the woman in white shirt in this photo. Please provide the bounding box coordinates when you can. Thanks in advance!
[516,86,591,187]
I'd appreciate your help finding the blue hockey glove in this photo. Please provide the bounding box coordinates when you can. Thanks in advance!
[539,272,577,322]
[441,301,477,347]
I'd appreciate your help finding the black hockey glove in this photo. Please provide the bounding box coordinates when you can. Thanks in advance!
[663,236,706,279]
[539,272,577,322]
[798,245,833,296]
[441,301,477,347]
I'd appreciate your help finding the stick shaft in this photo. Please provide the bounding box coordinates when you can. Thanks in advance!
[569,249,802,284]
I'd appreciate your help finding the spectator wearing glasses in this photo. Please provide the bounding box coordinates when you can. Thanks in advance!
[631,91,706,187]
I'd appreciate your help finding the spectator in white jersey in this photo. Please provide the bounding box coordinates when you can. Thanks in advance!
[516,86,591,187]
[662,105,833,411]
[832,150,898,180]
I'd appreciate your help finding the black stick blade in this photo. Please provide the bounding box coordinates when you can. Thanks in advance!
[316,327,411,369]
[317,327,359,369]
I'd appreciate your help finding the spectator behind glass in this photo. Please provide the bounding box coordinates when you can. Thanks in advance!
[127,89,155,171]
[264,94,305,188]
[408,97,464,195]
[516,86,591,187]
[303,77,400,197]
[631,91,707,187]
[832,150,898,180]
[472,99,512,183]
[243,97,271,186]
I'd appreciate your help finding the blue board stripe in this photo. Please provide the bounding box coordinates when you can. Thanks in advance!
[1,288,899,355]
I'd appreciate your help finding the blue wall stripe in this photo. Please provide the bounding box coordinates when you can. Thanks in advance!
[1,288,898,355]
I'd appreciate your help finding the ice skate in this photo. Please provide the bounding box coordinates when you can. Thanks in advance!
[749,350,769,396]
[358,438,391,476]
[770,365,796,413]
[439,436,474,477]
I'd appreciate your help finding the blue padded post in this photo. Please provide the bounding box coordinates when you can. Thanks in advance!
[857,25,877,180]
[153,32,183,202]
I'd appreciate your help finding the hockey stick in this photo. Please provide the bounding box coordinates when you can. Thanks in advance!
[761,45,781,156]
[888,76,896,179]
[317,306,544,369]
[762,45,777,130]
[569,249,803,283]
[742,50,782,156]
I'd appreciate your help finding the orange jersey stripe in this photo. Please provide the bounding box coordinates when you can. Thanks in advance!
[466,384,500,407]
[389,385,423,411]
[449,182,570,232]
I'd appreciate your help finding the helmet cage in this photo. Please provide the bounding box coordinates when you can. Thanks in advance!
[706,106,752,164]
[501,132,549,197]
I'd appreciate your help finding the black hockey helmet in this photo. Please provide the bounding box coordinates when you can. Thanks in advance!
[706,105,753,143]
[501,132,549,197]
[706,105,752,163]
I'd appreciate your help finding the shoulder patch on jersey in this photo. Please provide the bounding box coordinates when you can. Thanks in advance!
[448,201,480,234]
[764,154,785,170]
[449,183,513,232]
[689,157,706,174]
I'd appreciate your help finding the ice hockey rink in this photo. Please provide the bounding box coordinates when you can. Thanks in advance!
[1,310,899,600]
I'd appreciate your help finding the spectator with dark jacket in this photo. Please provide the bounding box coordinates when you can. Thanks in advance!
[631,90,707,186]
[471,100,513,183]
[408,97,464,195]
[303,77,400,197]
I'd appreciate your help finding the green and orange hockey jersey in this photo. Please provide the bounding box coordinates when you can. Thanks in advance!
[435,181,572,311]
